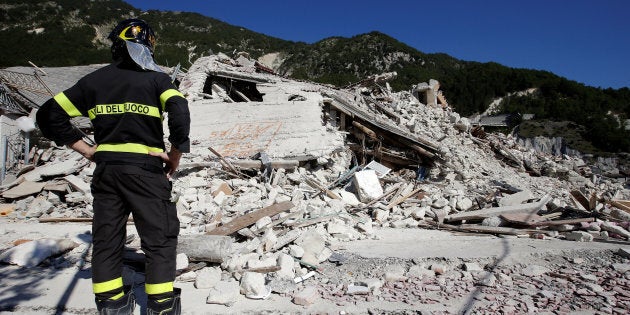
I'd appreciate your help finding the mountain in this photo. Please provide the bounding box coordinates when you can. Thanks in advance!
[1,0,629,153]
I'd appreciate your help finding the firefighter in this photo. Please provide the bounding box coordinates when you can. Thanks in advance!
[36,18,190,314]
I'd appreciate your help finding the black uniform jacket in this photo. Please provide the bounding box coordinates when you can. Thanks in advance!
[36,59,190,164]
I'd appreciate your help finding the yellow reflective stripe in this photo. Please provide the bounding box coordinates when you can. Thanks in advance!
[96,143,164,154]
[109,291,125,301]
[159,89,184,111]
[93,277,123,294]
[54,92,82,117]
[145,282,173,295]
[87,103,161,120]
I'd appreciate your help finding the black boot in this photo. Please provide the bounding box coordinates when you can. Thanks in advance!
[147,288,181,315]
[95,287,135,315]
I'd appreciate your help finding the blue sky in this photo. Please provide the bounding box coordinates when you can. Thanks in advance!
[125,0,629,89]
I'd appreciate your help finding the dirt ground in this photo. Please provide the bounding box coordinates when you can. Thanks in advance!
[0,219,628,314]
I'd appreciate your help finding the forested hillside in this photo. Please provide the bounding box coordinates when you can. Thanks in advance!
[1,0,629,152]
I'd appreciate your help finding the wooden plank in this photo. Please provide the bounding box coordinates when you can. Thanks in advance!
[234,265,281,274]
[445,195,551,222]
[386,188,424,210]
[206,201,294,236]
[570,190,590,210]
[303,176,340,200]
[611,200,630,214]
[529,217,595,227]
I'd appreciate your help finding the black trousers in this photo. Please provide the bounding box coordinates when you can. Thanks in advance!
[90,162,179,301]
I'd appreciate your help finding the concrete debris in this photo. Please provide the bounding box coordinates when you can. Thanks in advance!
[292,286,319,306]
[2,52,630,312]
[0,238,77,267]
[2,181,46,199]
[206,280,240,306]
[195,266,222,289]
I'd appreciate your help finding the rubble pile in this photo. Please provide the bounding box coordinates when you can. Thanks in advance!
[0,53,629,313]
[316,250,630,313]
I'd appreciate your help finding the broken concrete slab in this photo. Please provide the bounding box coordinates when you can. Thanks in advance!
[64,174,90,194]
[194,266,222,289]
[206,280,240,306]
[23,155,89,182]
[2,180,46,199]
[498,190,533,207]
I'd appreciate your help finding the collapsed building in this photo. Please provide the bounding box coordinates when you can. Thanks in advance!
[0,53,629,313]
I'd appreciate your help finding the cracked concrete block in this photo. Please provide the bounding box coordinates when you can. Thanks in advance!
[295,230,325,263]
[356,219,374,234]
[206,280,240,306]
[247,256,277,269]
[316,247,333,264]
[411,206,426,219]
[498,190,533,207]
[47,191,61,205]
[336,190,360,206]
[240,272,267,297]
[176,253,189,270]
[195,266,222,289]
[565,231,594,242]
[276,253,295,280]
[456,197,473,211]
[432,198,449,208]
[373,209,389,223]
[353,170,383,202]
[64,175,91,194]
[288,245,304,258]
[213,191,226,206]
[25,197,54,218]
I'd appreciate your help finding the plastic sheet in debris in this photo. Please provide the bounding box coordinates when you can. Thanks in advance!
[364,160,391,178]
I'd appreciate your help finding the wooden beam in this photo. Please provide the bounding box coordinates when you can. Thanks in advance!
[386,187,424,210]
[206,201,294,235]
[570,190,591,210]
[611,200,630,214]
[352,121,378,141]
[529,217,595,227]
